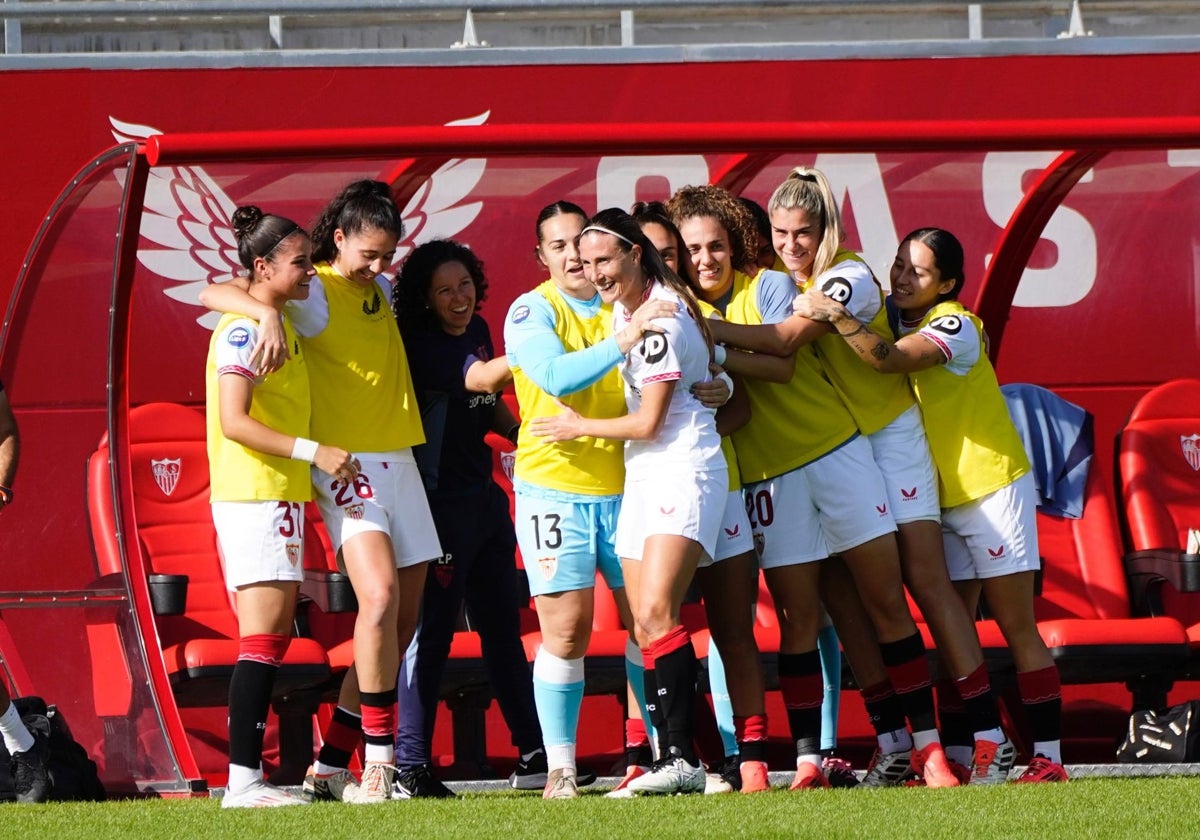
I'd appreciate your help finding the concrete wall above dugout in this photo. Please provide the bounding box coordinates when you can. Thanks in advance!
[6,1,1200,55]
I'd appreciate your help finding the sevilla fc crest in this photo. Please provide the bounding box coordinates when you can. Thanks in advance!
[538,556,558,581]
[345,502,365,521]
[1181,434,1200,471]
[286,543,302,567]
[151,457,181,497]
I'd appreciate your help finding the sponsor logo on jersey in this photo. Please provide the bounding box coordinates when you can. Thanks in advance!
[875,503,888,515]
[538,556,557,581]
[286,542,301,566]
[226,327,251,348]
[900,487,918,500]
[362,289,382,316]
[820,276,853,304]
[511,304,530,324]
[151,457,182,496]
[345,502,365,520]
[987,545,1006,558]
[640,333,669,364]
[660,505,676,515]
[724,524,740,538]
[1182,434,1200,471]
[929,314,963,335]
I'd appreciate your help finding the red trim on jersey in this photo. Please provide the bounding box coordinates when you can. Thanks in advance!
[642,371,681,385]
[217,363,256,380]
[918,329,953,361]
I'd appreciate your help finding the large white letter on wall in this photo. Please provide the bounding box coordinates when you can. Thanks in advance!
[982,152,1096,308]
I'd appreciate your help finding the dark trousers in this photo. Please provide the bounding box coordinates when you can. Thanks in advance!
[396,482,543,768]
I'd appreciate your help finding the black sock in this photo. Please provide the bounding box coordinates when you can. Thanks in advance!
[228,659,277,770]
[652,641,698,764]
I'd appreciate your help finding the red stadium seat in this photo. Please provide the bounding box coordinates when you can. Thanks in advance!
[86,402,331,783]
[972,460,1188,700]
[1119,379,1200,660]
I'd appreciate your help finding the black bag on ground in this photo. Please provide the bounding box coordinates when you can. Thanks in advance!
[0,696,106,801]
[1117,701,1200,763]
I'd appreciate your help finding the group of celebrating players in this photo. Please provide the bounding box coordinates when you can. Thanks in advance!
[201,166,1067,808]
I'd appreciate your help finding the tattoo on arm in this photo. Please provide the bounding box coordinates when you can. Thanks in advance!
[838,322,871,339]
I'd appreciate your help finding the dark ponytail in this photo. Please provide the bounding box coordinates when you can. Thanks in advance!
[311,180,404,264]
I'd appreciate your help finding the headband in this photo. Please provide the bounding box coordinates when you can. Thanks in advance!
[580,225,634,246]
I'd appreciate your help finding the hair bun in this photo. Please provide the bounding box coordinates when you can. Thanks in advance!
[231,205,265,241]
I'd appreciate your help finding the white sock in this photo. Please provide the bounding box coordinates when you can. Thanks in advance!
[946,745,973,767]
[796,753,822,770]
[364,742,394,764]
[0,702,34,754]
[546,744,576,774]
[227,763,261,793]
[911,729,941,751]
[1032,741,1062,765]
[975,727,1006,746]
[877,727,912,754]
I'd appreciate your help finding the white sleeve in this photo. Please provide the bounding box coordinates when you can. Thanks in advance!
[213,318,260,380]
[630,319,684,389]
[918,312,980,375]
[285,275,330,338]
[813,260,883,324]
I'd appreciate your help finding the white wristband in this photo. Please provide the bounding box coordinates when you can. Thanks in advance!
[713,344,727,366]
[290,437,319,463]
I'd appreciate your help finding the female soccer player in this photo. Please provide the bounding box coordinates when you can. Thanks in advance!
[667,184,958,789]
[503,201,678,799]
[795,227,1067,783]
[632,202,770,794]
[201,181,442,804]
[758,169,1010,785]
[532,208,726,796]
[389,238,543,798]
[207,206,355,808]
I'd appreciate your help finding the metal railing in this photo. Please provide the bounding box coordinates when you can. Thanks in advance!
[1,0,1144,58]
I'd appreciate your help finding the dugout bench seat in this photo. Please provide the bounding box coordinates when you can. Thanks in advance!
[86,402,332,785]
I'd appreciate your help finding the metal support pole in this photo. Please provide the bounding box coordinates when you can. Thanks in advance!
[620,9,634,46]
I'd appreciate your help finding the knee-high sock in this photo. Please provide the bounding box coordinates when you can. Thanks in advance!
[817,623,842,752]
[360,688,398,764]
[533,647,585,772]
[1018,665,1063,764]
[648,626,698,764]
[706,640,737,758]
[624,638,658,753]
[880,633,938,747]
[227,633,287,781]
[778,649,823,765]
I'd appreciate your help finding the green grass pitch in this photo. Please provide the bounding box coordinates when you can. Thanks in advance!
[2,777,1194,840]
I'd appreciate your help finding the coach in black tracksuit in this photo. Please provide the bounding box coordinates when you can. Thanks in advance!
[392,240,544,798]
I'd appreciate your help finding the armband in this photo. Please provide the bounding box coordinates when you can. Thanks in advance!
[290,438,319,463]
[0,485,11,505]
[713,344,727,367]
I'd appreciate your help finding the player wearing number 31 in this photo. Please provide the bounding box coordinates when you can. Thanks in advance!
[532,208,727,795]
[206,207,357,808]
